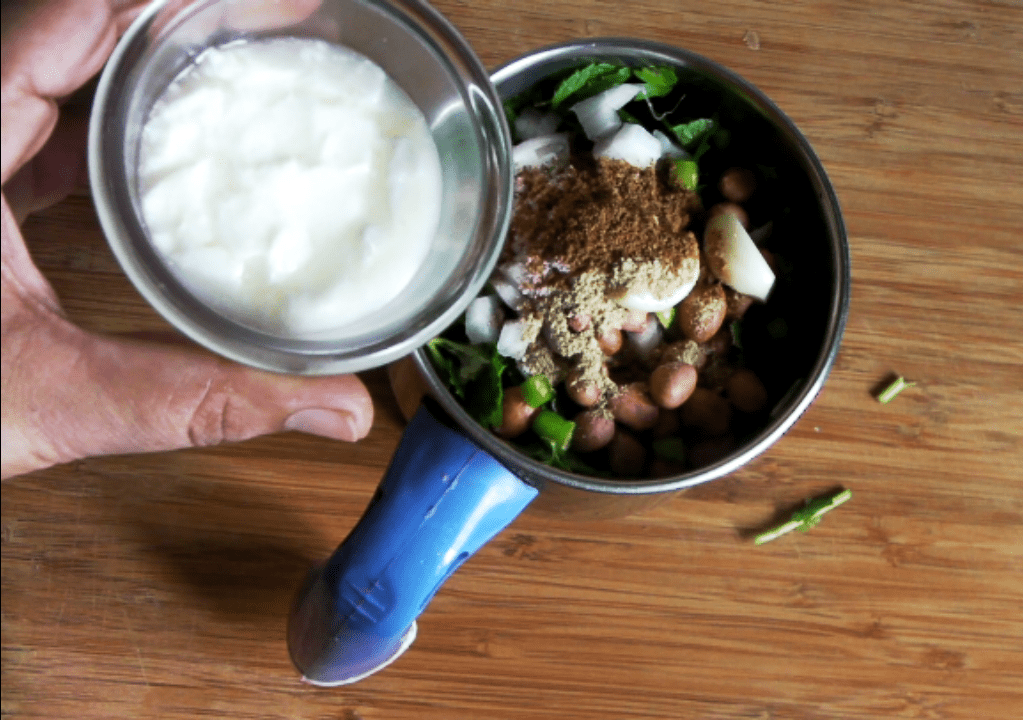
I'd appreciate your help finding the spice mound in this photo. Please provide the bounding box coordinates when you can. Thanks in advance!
[501,158,702,407]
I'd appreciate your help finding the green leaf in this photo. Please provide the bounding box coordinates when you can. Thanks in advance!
[729,320,743,350]
[551,63,633,109]
[618,107,642,125]
[467,352,507,429]
[634,66,678,98]
[670,117,716,149]
[522,439,596,474]
[652,437,686,463]
[426,338,499,400]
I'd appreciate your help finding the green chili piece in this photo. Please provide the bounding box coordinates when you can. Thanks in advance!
[652,438,686,463]
[673,158,699,191]
[521,374,555,409]
[532,411,575,451]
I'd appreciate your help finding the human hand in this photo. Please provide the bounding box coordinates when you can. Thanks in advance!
[1,0,374,479]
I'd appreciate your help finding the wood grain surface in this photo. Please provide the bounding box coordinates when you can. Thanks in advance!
[3,1,1022,719]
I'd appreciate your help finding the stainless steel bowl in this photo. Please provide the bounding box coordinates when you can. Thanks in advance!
[89,0,513,374]
[409,38,851,513]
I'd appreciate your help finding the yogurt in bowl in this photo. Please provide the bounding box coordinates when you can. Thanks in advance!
[137,37,443,337]
[89,0,513,374]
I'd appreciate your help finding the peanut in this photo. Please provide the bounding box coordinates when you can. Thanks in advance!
[566,367,603,408]
[493,386,538,439]
[571,409,616,453]
[726,368,769,413]
[597,326,623,355]
[676,282,727,343]
[609,382,659,431]
[719,167,757,203]
[679,387,732,436]
[607,430,647,477]
[649,362,698,409]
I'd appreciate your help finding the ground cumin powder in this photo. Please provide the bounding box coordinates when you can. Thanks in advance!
[507,157,702,283]
[505,157,703,407]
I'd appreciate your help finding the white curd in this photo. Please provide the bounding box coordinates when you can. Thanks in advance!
[138,38,442,336]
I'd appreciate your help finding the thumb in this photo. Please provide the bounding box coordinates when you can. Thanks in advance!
[2,313,374,479]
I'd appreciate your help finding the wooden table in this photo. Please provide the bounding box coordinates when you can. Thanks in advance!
[4,1,1021,718]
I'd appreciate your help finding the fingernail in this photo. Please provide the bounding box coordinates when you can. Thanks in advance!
[284,408,360,442]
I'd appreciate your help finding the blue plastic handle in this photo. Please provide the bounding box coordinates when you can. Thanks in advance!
[287,402,538,685]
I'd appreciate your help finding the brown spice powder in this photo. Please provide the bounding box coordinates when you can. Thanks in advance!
[507,157,702,284]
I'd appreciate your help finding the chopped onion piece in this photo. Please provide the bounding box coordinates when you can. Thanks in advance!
[512,133,570,171]
[570,84,644,141]
[496,320,532,360]
[592,123,663,167]
[653,129,689,159]
[618,274,698,312]
[464,295,504,345]
[514,107,561,140]
[624,314,663,364]
[490,276,524,310]
[497,260,530,287]
[704,213,776,302]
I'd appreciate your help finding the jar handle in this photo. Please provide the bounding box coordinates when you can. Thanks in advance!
[287,401,538,685]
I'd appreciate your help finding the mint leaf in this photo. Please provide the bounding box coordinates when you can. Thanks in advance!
[634,66,678,98]
[551,63,633,109]
[467,351,507,428]
[426,338,494,399]
[666,118,716,151]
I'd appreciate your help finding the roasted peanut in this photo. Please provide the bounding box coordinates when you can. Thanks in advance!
[679,387,732,436]
[493,386,538,438]
[724,286,755,320]
[651,406,681,440]
[719,167,757,203]
[649,362,698,409]
[621,309,650,333]
[571,409,616,453]
[607,429,647,477]
[688,434,738,467]
[659,339,707,369]
[568,314,591,333]
[566,367,603,408]
[726,368,769,413]
[597,326,623,355]
[707,201,749,229]
[609,382,659,431]
[676,282,727,343]
[702,326,733,358]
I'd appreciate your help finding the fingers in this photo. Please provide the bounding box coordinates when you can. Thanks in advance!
[1,0,118,183]
[2,311,374,479]
[4,100,90,222]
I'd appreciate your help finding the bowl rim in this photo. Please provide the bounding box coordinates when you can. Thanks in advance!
[412,36,852,495]
[88,0,516,375]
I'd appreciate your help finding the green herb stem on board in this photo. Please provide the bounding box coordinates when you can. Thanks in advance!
[876,376,916,404]
[754,489,852,545]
